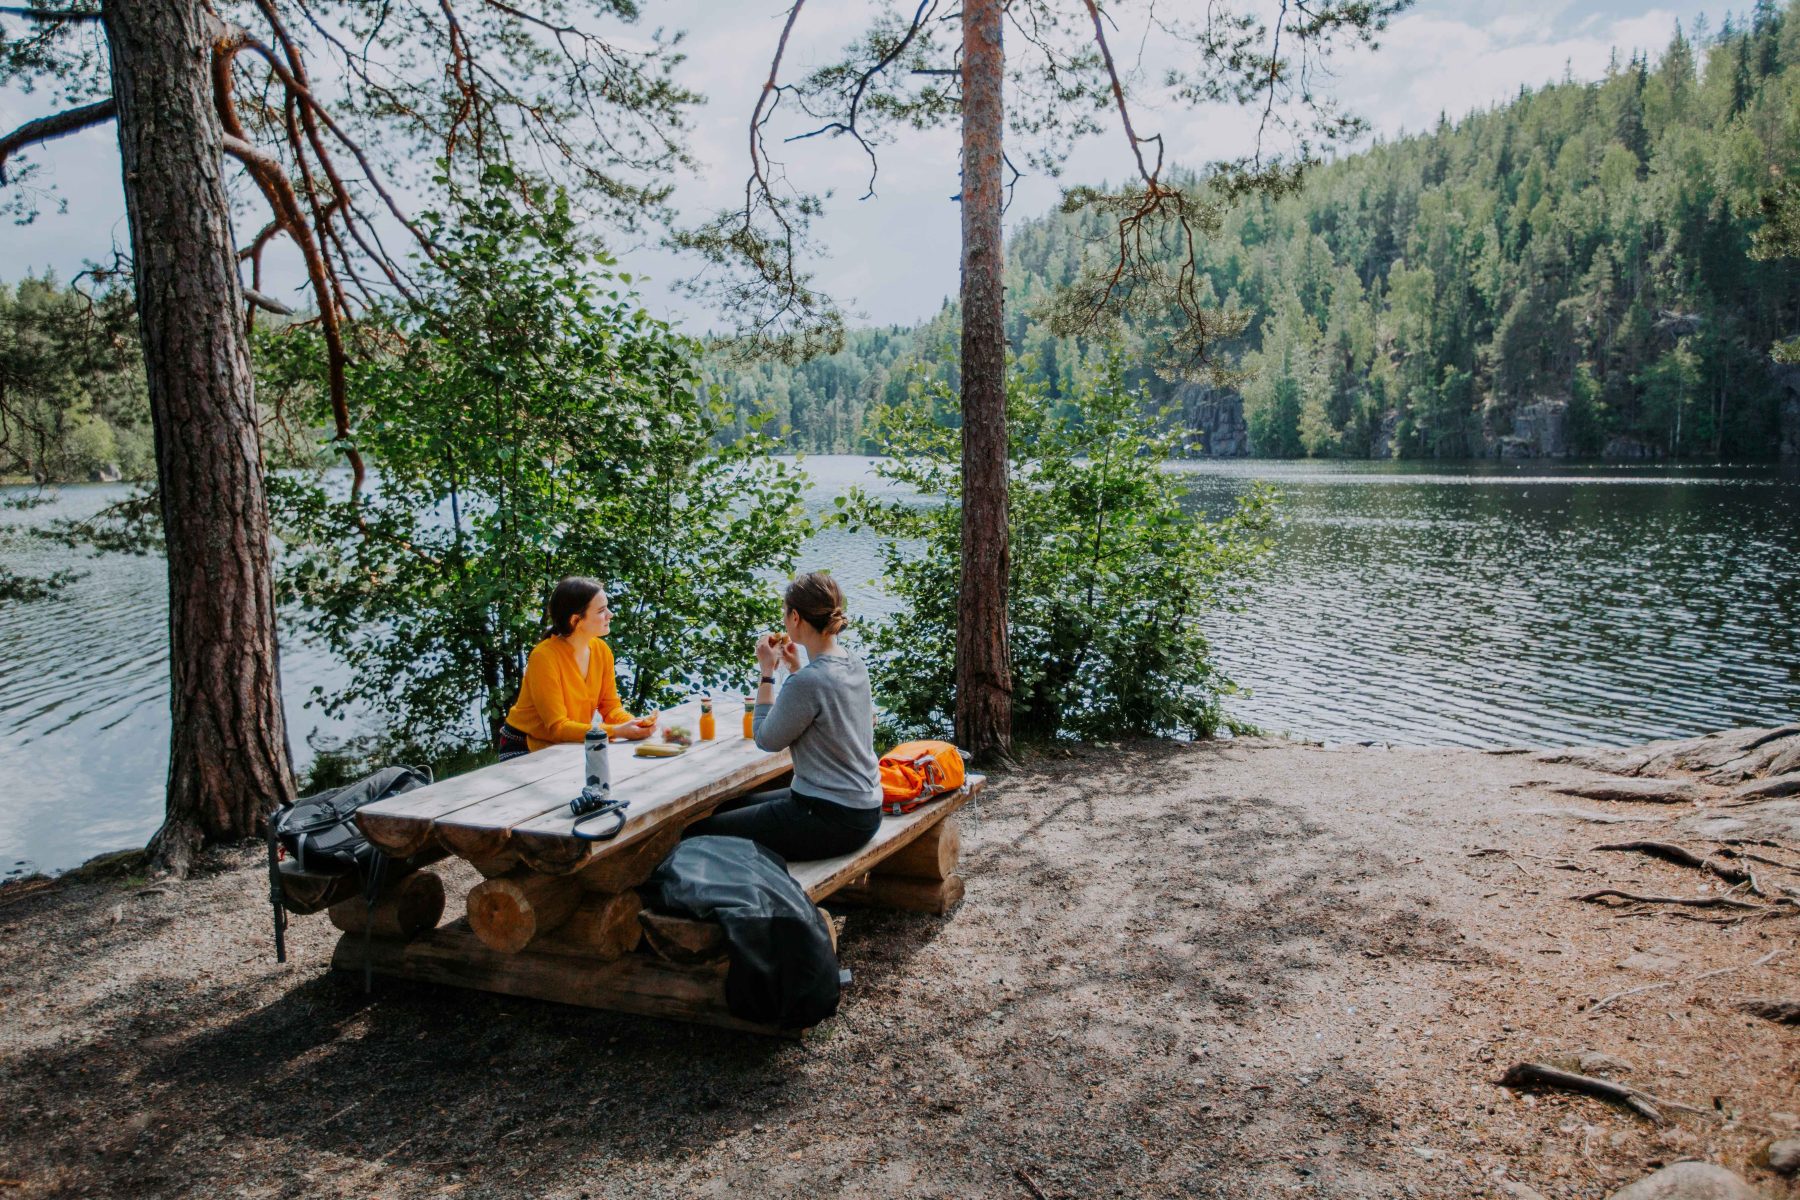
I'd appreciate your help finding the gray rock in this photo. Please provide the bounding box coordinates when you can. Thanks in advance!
[1729,773,1800,802]
[1500,1182,1550,1200]
[1767,1138,1800,1175]
[1775,362,1800,462]
[1169,383,1250,458]
[1371,408,1400,460]
[1605,1162,1761,1200]
[1491,397,1570,459]
[1552,778,1703,804]
[1603,434,1663,461]
[1578,1050,1636,1077]
[1617,951,1684,976]
[1678,800,1800,846]
[1767,740,1800,779]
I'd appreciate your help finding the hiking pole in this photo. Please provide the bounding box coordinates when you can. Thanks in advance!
[265,813,288,964]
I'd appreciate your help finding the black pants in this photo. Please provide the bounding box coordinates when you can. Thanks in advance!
[684,787,880,862]
[496,723,531,762]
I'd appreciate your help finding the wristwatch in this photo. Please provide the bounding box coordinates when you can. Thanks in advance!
[760,674,776,685]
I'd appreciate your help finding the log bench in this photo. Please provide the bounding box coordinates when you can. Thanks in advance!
[307,702,983,1034]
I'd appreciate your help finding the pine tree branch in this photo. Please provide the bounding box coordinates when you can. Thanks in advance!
[0,5,101,19]
[0,99,116,184]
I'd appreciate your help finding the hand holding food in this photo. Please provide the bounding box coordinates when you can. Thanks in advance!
[755,631,784,673]
[610,713,658,741]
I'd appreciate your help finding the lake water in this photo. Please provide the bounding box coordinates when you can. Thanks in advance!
[3,457,1797,875]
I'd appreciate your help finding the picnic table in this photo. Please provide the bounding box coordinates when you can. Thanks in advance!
[311,700,980,1035]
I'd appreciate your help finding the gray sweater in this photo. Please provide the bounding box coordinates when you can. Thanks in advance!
[753,650,881,810]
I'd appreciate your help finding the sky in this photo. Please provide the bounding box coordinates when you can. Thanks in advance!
[0,0,1708,334]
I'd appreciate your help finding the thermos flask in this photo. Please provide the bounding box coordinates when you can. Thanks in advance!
[583,724,611,800]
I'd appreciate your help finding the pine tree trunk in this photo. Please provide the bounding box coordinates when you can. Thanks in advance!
[955,0,1012,762]
[103,0,296,873]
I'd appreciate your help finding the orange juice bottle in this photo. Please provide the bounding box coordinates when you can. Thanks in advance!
[699,695,716,740]
[742,693,755,738]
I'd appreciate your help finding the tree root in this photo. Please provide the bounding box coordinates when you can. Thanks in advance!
[1573,888,1775,913]
[1498,1062,1665,1123]
[1594,840,1752,883]
[1590,840,1789,899]
[1499,1061,1775,1132]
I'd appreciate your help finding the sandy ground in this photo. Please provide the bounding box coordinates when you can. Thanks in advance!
[1,737,1796,1200]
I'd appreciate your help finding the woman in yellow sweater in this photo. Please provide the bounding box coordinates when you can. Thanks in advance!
[497,577,656,760]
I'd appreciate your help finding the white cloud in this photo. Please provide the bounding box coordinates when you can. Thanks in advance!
[0,0,1714,332]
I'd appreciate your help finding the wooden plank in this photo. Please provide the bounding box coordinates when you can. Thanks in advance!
[356,747,584,856]
[575,825,683,893]
[433,701,738,863]
[331,922,794,1037]
[430,720,681,860]
[791,777,984,902]
[355,701,704,856]
[510,735,792,875]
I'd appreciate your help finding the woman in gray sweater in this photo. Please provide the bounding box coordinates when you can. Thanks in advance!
[684,572,882,861]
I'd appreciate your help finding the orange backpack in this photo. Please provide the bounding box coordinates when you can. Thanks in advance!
[878,740,967,815]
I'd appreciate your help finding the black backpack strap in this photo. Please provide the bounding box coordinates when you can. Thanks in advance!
[358,849,389,994]
[571,797,630,841]
[266,808,288,964]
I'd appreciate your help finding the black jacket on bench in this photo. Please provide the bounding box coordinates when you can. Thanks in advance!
[644,835,842,1029]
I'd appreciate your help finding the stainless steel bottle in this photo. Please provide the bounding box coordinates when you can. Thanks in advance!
[583,724,611,799]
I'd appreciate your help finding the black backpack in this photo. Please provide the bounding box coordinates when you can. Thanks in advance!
[266,765,431,964]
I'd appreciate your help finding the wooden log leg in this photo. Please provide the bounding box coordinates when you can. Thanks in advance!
[830,873,965,915]
[467,869,582,953]
[639,911,726,964]
[536,890,643,961]
[640,903,838,964]
[331,924,797,1037]
[876,816,960,881]
[468,855,520,879]
[575,825,681,893]
[327,870,446,939]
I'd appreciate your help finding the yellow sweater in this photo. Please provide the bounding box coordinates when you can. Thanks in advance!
[505,636,634,751]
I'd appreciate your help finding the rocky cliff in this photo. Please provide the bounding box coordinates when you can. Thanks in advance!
[1485,398,1570,459]
[1169,383,1250,457]
[1776,362,1800,462]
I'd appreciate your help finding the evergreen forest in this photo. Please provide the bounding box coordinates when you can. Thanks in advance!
[6,8,1800,477]
[720,6,1800,460]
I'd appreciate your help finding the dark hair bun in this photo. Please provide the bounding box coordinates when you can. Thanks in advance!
[784,571,847,636]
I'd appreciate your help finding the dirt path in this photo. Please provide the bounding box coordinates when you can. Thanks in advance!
[1,737,1795,1199]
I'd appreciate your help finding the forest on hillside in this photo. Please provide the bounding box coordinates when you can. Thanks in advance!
[6,7,1799,478]
[0,274,149,483]
[721,6,1800,460]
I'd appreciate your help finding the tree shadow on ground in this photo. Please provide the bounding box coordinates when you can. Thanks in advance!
[0,880,964,1198]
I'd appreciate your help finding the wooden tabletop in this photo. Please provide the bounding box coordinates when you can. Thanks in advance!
[357,699,793,876]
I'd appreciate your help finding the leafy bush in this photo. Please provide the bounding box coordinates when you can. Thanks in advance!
[269,170,811,761]
[845,354,1276,744]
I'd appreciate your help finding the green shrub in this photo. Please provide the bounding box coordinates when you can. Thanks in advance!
[845,353,1276,744]
[269,170,811,762]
